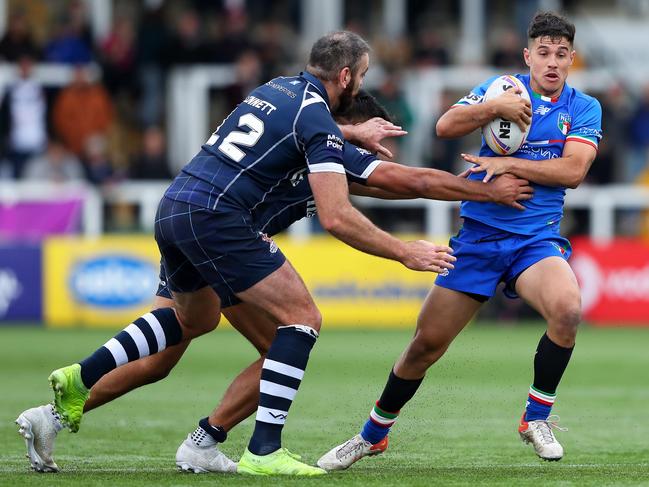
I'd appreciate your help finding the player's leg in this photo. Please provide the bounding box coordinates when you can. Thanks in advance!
[514,256,580,461]
[318,286,482,470]
[234,259,327,476]
[48,285,221,433]
[177,302,276,473]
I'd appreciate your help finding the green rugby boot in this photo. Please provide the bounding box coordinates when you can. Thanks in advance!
[237,448,326,476]
[48,364,89,433]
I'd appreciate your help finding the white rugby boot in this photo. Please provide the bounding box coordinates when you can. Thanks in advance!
[175,434,237,473]
[16,404,63,472]
[317,433,388,471]
[518,414,566,461]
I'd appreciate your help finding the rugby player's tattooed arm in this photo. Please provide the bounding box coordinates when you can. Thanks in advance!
[462,141,596,188]
[309,172,456,273]
[357,161,533,209]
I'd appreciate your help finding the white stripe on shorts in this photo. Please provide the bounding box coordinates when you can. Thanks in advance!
[104,338,128,367]
[262,359,304,380]
[125,323,150,358]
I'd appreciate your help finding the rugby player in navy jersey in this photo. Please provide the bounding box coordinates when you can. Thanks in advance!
[318,12,602,469]
[25,31,460,476]
[16,88,533,473]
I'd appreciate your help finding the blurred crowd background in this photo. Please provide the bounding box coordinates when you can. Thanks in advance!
[0,0,648,233]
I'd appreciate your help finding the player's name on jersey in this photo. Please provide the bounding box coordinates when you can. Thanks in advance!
[243,95,277,115]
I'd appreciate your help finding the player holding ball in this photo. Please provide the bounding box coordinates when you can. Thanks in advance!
[318,10,602,469]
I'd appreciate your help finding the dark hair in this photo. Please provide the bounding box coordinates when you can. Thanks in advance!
[335,90,394,124]
[307,31,371,81]
[527,11,575,44]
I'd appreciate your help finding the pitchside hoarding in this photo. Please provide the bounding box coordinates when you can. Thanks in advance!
[44,237,160,327]
[0,245,42,322]
[571,237,649,324]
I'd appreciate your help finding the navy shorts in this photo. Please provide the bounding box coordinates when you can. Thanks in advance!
[154,197,285,307]
[435,218,572,300]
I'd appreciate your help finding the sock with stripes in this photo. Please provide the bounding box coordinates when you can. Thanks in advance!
[78,308,183,389]
[360,369,423,444]
[190,417,227,447]
[524,333,574,421]
[247,325,318,456]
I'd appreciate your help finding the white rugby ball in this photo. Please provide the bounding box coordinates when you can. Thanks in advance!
[481,75,531,155]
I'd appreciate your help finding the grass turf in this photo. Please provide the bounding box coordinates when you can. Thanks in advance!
[1,324,648,486]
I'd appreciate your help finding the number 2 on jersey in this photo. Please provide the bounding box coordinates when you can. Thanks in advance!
[206,113,265,162]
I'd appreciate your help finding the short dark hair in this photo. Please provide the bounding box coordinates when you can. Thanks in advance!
[307,31,371,81]
[527,11,575,45]
[335,90,394,124]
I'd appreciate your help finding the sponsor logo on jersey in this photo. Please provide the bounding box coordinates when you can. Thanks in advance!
[355,147,372,156]
[558,113,572,135]
[70,256,157,308]
[534,105,551,115]
[0,269,22,317]
[306,200,317,218]
[326,134,344,151]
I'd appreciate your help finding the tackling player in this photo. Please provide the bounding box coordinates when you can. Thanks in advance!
[16,92,532,473]
[318,11,602,469]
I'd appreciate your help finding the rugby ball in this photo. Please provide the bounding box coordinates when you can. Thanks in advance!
[481,75,531,155]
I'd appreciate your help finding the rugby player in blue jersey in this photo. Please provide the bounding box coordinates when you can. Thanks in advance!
[16,90,532,473]
[27,31,460,476]
[318,12,602,469]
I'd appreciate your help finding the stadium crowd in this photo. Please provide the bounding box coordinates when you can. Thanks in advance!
[0,0,648,241]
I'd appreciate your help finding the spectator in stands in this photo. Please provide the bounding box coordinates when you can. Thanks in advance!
[164,9,211,66]
[136,1,170,126]
[129,126,172,180]
[412,30,450,67]
[44,1,93,64]
[490,29,527,70]
[100,16,136,98]
[0,54,48,178]
[23,138,84,182]
[82,134,119,186]
[52,65,114,157]
[0,11,40,61]
[625,83,649,182]
[372,70,413,158]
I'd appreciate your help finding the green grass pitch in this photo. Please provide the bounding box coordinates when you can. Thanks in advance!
[1,323,648,486]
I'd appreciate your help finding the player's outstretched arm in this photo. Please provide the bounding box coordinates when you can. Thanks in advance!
[462,141,597,188]
[308,171,455,273]
[363,161,533,209]
[339,117,407,159]
[436,90,532,138]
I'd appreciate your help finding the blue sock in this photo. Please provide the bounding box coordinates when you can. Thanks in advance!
[360,402,398,444]
[525,386,555,421]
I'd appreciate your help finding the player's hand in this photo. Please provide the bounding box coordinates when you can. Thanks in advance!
[400,240,456,273]
[461,153,511,183]
[491,89,532,132]
[489,173,533,210]
[349,117,407,159]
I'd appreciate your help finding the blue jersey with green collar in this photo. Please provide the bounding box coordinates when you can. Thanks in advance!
[455,74,602,235]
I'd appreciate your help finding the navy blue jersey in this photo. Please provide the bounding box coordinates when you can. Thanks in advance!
[254,143,381,235]
[164,72,346,211]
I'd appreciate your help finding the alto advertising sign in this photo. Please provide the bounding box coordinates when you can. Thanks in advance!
[571,237,649,325]
[44,237,160,327]
[0,245,42,322]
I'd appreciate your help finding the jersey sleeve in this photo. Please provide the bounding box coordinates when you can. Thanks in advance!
[454,76,499,106]
[565,96,603,150]
[342,143,381,185]
[295,89,346,175]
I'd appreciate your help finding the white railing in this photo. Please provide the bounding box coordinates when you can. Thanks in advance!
[2,181,649,243]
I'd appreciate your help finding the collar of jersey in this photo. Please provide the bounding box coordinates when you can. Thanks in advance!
[519,74,566,104]
[300,71,331,108]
